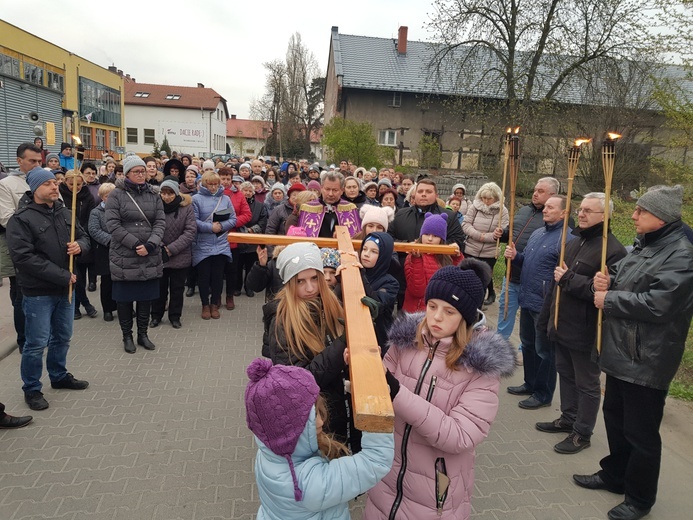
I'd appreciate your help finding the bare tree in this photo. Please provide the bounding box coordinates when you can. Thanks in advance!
[250,60,286,156]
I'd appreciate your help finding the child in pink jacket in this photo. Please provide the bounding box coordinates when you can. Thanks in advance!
[364,259,516,519]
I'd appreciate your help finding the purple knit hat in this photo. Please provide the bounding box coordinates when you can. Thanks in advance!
[245,358,320,501]
[420,212,448,241]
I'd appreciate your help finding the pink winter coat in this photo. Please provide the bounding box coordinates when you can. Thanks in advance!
[363,312,516,519]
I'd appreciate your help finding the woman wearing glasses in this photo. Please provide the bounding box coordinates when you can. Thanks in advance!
[105,155,166,354]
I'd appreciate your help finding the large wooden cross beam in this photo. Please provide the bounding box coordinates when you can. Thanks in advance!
[229,227,396,432]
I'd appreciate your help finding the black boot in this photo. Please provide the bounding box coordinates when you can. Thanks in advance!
[118,302,136,354]
[136,301,156,350]
[483,288,496,306]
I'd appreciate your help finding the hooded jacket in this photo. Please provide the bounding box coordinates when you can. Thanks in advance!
[362,232,399,349]
[462,199,509,258]
[163,159,185,180]
[450,183,470,215]
[7,194,90,296]
[161,193,196,270]
[254,406,394,520]
[599,222,693,390]
[105,179,166,282]
[363,313,516,519]
[191,186,237,266]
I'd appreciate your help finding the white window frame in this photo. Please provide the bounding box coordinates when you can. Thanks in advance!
[126,127,138,144]
[143,128,155,145]
[378,129,397,147]
[389,92,402,108]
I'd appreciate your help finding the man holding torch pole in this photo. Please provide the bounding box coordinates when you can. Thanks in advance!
[574,185,693,520]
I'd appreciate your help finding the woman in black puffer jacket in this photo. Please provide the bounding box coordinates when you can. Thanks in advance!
[105,155,165,354]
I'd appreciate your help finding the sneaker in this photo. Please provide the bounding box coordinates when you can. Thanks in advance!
[536,418,573,433]
[24,391,49,410]
[554,432,591,454]
[51,373,89,390]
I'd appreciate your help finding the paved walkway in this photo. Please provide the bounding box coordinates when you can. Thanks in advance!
[0,287,692,519]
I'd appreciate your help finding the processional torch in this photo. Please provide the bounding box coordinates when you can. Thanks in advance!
[554,138,590,328]
[496,128,512,259]
[596,133,620,354]
[503,127,520,321]
[68,134,85,303]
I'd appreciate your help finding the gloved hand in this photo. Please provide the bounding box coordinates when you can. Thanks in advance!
[144,242,157,254]
[361,296,380,320]
[385,369,400,400]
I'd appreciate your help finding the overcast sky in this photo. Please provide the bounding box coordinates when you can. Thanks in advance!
[1,0,436,119]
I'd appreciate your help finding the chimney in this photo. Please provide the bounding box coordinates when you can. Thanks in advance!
[197,83,204,88]
[231,114,236,119]
[117,69,123,76]
[126,74,130,79]
[108,65,117,73]
[397,26,408,55]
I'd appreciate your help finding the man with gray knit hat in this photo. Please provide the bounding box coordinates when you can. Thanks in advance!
[573,184,693,520]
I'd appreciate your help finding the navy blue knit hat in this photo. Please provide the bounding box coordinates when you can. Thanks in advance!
[425,260,489,325]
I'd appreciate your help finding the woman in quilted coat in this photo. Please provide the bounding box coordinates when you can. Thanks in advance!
[363,260,516,519]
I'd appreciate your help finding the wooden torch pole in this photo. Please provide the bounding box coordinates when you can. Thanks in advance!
[503,127,520,321]
[67,133,83,303]
[596,133,620,354]
[554,139,589,329]
[496,128,512,259]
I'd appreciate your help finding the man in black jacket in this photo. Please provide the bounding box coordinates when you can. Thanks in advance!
[6,168,91,411]
[574,185,693,520]
[536,193,626,455]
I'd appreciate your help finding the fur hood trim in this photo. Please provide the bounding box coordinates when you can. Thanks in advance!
[387,312,517,377]
[180,193,192,207]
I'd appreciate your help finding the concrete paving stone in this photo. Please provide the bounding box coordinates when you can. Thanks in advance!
[25,458,70,475]
[153,502,196,520]
[501,489,542,510]
[513,449,554,467]
[483,505,537,520]
[134,450,172,467]
[11,497,62,520]
[532,488,577,507]
[46,482,90,501]
[470,492,507,513]
[86,479,128,496]
[559,501,608,520]
[123,477,164,495]
[96,492,144,512]
[475,478,516,497]
[71,467,115,485]
[507,476,546,494]
[193,499,234,519]
[526,504,573,519]
[3,484,52,503]
[175,485,217,506]
[138,488,186,509]
[111,464,151,481]
[230,499,259,519]
[98,453,139,470]
[111,505,158,520]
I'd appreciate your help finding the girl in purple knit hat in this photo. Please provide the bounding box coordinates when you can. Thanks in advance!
[245,358,394,520]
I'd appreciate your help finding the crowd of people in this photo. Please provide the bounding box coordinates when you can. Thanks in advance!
[1,141,692,520]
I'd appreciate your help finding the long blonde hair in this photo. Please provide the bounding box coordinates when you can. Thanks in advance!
[315,395,349,460]
[275,271,344,361]
[415,315,472,371]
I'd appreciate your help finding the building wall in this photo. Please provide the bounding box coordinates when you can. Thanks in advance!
[0,20,124,162]
[125,102,227,157]
[324,43,340,124]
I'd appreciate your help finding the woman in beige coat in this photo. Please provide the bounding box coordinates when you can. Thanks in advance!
[462,182,508,305]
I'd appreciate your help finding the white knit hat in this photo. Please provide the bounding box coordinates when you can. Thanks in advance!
[276,243,323,284]
[360,205,394,231]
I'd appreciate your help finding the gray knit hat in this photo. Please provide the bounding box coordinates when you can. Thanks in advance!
[46,152,60,163]
[276,242,323,284]
[636,185,683,224]
[123,155,146,176]
[160,179,180,195]
[270,182,287,196]
[27,166,56,193]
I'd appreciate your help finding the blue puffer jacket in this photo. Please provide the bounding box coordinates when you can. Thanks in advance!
[254,405,394,520]
[191,186,237,266]
[513,220,574,313]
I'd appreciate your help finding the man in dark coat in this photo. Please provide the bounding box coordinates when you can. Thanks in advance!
[6,168,91,411]
[536,193,626,455]
[574,185,693,520]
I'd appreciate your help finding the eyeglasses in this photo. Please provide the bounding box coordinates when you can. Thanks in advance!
[633,207,650,216]
[575,208,604,215]
[129,169,146,175]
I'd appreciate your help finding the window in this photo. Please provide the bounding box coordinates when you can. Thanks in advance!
[79,78,121,126]
[47,70,64,92]
[96,128,106,150]
[134,92,150,98]
[144,128,155,145]
[379,129,397,147]
[165,94,181,100]
[24,63,44,86]
[0,53,19,77]
[110,130,119,151]
[521,156,536,173]
[80,127,92,149]
[127,127,138,144]
[389,92,402,107]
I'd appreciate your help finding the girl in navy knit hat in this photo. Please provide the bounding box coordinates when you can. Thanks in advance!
[245,357,394,519]
[402,212,463,313]
[363,259,516,520]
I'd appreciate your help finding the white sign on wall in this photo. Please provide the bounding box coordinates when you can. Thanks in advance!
[158,121,207,148]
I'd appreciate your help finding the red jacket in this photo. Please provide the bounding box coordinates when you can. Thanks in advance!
[402,253,463,313]
[224,187,252,249]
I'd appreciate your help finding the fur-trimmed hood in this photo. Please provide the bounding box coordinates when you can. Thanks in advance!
[387,312,516,377]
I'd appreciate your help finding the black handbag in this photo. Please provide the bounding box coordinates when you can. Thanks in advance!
[213,208,232,222]
[160,245,170,263]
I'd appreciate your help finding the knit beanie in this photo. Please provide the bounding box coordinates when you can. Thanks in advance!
[363,181,378,194]
[240,162,251,171]
[306,180,321,192]
[271,182,287,196]
[160,179,180,195]
[60,142,72,152]
[276,242,323,283]
[251,175,266,185]
[286,225,308,237]
[378,178,392,189]
[123,155,146,176]
[245,358,319,502]
[636,185,683,224]
[202,160,215,171]
[360,204,394,231]
[46,152,60,163]
[232,175,244,183]
[287,183,306,196]
[320,248,341,270]
[26,166,56,193]
[186,165,200,175]
[420,212,448,241]
[425,260,488,326]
